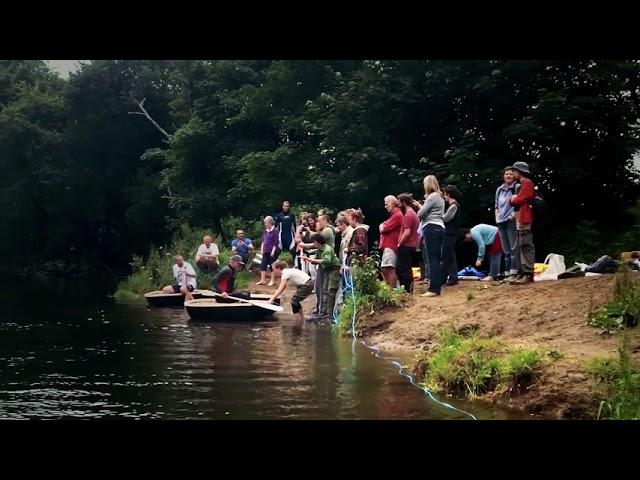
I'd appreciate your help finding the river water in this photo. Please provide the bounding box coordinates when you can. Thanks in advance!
[0,278,527,419]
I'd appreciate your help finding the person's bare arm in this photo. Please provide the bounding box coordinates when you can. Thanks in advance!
[301,255,322,265]
[398,226,411,246]
[269,279,288,303]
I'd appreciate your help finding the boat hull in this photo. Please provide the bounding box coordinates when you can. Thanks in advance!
[144,290,206,307]
[184,298,280,322]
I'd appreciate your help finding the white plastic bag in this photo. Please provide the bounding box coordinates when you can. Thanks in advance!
[534,253,566,281]
[575,262,588,272]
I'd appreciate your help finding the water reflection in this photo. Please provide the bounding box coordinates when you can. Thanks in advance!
[0,278,527,419]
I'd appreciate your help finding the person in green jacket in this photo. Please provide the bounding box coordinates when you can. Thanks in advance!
[298,213,335,314]
[301,233,341,319]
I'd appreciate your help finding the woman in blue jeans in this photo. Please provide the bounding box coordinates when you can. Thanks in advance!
[494,167,520,276]
[413,175,445,297]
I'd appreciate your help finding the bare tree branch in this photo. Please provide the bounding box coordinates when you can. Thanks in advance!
[128,97,172,142]
[129,98,176,202]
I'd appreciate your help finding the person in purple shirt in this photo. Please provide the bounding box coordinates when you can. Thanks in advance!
[256,216,280,286]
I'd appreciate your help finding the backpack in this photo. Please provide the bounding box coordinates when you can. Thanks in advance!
[531,188,546,218]
[585,255,619,274]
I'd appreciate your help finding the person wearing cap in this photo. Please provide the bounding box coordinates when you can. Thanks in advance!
[509,161,536,284]
[211,255,251,302]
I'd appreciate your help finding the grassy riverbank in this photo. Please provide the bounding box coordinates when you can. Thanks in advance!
[350,268,640,419]
[114,224,253,300]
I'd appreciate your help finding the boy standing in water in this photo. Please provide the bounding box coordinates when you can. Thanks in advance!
[269,260,314,321]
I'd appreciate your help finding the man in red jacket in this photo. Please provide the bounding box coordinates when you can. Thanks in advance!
[379,195,403,288]
[509,161,536,284]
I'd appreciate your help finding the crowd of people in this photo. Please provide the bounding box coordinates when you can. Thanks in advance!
[162,161,538,320]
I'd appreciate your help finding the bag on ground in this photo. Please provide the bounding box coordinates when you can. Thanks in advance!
[534,253,566,281]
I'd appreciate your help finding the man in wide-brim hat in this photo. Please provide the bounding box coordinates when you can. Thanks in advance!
[509,161,536,285]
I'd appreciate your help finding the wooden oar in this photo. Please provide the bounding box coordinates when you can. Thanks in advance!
[212,292,283,313]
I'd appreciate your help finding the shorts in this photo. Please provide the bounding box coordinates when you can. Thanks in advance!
[196,258,219,272]
[172,284,195,294]
[380,248,398,268]
[260,250,279,271]
[291,280,314,313]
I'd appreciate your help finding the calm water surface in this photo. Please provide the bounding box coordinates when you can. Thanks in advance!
[0,278,529,419]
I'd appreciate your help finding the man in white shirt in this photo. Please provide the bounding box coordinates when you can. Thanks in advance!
[162,255,197,301]
[195,235,220,272]
[269,260,314,321]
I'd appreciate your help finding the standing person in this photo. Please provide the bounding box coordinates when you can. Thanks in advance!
[294,212,310,270]
[509,161,536,284]
[414,175,445,298]
[397,193,421,293]
[495,166,520,277]
[345,208,369,264]
[441,185,461,286]
[269,260,314,321]
[162,255,197,302]
[307,214,318,234]
[334,211,345,257]
[379,195,403,288]
[231,229,254,266]
[460,224,503,282]
[418,234,430,284]
[296,214,319,302]
[316,214,335,249]
[301,234,341,319]
[336,214,354,265]
[307,214,335,314]
[274,201,296,258]
[297,213,316,274]
[335,214,354,307]
[195,235,220,272]
[256,216,279,287]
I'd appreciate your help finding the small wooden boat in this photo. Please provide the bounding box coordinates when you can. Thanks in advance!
[144,289,207,307]
[184,296,281,322]
[198,291,279,304]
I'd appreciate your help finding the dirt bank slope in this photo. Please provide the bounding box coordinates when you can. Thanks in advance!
[360,275,640,418]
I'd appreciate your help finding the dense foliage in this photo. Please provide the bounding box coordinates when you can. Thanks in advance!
[2,60,640,273]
